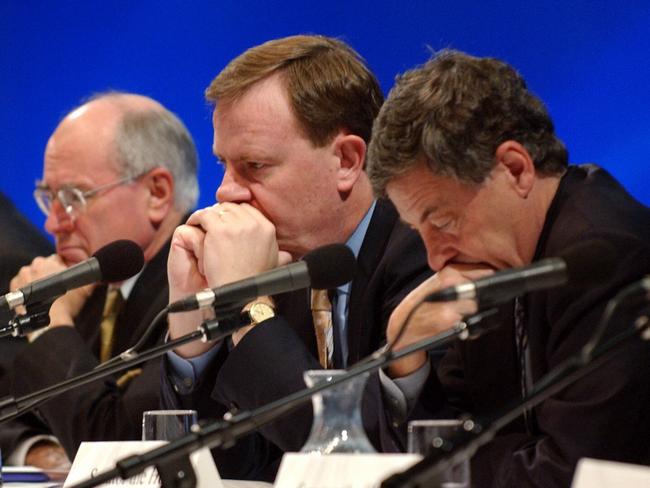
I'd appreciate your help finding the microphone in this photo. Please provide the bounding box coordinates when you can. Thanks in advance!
[0,240,144,311]
[425,240,617,308]
[167,243,356,313]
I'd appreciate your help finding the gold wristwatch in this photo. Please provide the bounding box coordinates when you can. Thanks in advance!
[241,298,276,326]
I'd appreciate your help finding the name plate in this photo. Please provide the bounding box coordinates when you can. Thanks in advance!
[63,441,223,488]
[572,458,650,488]
[274,453,422,488]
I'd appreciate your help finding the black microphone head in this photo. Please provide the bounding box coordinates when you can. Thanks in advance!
[93,240,145,283]
[560,239,618,288]
[303,244,356,289]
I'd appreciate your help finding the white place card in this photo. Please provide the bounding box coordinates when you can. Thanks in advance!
[572,458,650,488]
[274,453,422,488]
[63,441,222,488]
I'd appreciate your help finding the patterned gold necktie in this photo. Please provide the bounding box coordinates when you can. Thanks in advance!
[99,288,124,363]
[311,289,333,369]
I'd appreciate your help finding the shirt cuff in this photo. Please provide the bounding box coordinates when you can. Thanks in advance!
[5,435,60,466]
[379,361,431,424]
[167,343,222,395]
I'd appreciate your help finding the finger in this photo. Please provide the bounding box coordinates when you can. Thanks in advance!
[278,250,293,266]
[232,202,271,226]
[187,203,237,234]
[11,264,36,291]
[446,263,495,280]
[171,224,206,274]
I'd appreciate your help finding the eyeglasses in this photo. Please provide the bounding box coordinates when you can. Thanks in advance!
[33,175,139,220]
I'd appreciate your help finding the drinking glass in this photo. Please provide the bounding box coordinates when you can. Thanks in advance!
[407,419,471,488]
[142,409,198,441]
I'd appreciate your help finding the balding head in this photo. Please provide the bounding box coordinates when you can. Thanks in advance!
[52,92,199,211]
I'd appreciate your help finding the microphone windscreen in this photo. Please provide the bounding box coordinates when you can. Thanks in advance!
[560,239,617,288]
[93,240,145,283]
[303,244,356,289]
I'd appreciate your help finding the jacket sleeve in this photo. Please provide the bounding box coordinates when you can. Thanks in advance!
[9,326,162,459]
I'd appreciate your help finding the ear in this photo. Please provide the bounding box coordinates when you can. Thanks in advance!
[142,167,175,224]
[494,141,535,198]
[332,133,367,193]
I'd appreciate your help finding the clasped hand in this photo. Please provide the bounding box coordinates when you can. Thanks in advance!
[386,264,494,377]
[167,203,291,356]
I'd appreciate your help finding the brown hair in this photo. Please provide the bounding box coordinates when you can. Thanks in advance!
[205,35,383,147]
[368,49,568,195]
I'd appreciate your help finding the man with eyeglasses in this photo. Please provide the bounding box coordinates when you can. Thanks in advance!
[0,92,199,470]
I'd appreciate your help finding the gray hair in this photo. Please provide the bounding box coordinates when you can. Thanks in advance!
[368,50,567,196]
[85,92,199,212]
[115,109,199,211]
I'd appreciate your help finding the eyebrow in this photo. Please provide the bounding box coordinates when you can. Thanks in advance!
[35,179,92,192]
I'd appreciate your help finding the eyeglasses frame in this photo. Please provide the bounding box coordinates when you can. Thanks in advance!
[33,174,142,220]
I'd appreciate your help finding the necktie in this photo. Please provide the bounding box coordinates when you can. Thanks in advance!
[99,288,124,363]
[514,296,532,430]
[311,289,334,368]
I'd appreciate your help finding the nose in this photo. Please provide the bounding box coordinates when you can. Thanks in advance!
[215,167,252,203]
[44,200,74,235]
[423,232,458,271]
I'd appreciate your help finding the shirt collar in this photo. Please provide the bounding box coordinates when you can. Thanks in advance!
[109,268,143,300]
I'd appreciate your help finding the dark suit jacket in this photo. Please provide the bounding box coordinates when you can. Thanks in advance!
[0,193,52,386]
[0,193,52,271]
[161,198,433,480]
[1,238,172,461]
[415,165,650,488]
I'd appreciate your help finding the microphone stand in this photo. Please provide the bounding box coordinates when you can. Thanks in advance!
[381,304,650,488]
[0,300,54,339]
[65,310,497,488]
[0,309,51,339]
[0,303,245,424]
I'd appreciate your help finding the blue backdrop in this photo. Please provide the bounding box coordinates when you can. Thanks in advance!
[2,0,649,235]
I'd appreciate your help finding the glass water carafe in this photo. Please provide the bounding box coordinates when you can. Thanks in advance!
[300,369,376,454]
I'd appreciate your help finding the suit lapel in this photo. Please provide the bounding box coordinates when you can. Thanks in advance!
[112,239,171,353]
[75,284,107,357]
[276,288,316,357]
[346,199,398,363]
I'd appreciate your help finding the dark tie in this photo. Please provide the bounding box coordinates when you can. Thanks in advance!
[514,296,531,429]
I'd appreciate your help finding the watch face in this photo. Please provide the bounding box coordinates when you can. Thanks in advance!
[249,302,275,323]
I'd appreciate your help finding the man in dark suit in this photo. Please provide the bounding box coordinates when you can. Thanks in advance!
[1,93,198,470]
[367,50,650,487]
[0,192,52,379]
[162,35,432,480]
